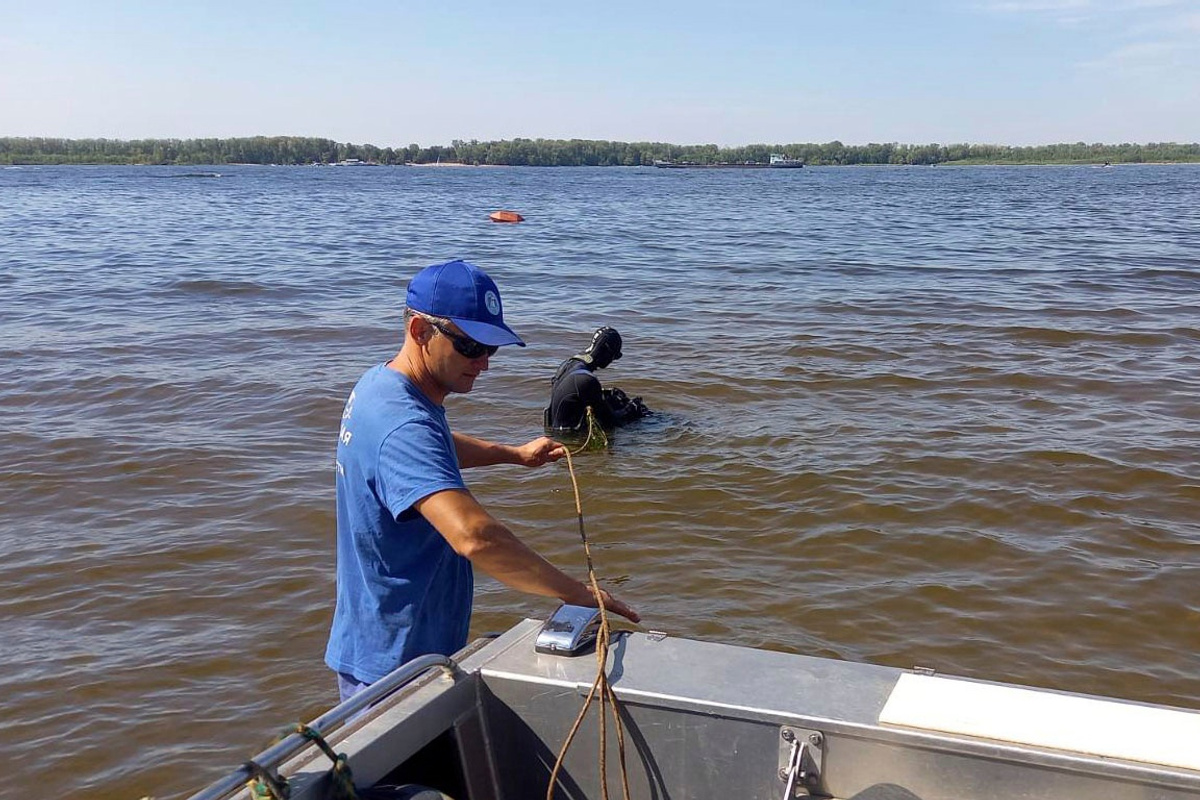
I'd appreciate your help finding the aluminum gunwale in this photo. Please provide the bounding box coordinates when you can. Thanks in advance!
[185,654,458,800]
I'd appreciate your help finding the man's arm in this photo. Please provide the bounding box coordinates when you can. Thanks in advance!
[415,488,640,623]
[453,432,566,469]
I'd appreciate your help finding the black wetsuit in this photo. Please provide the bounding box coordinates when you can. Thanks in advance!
[545,358,647,431]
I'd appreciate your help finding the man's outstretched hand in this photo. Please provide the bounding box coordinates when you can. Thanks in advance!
[515,436,567,467]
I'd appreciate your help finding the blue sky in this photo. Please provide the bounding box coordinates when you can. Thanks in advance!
[1,0,1197,146]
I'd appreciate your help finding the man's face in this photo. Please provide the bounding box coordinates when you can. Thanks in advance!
[426,320,492,395]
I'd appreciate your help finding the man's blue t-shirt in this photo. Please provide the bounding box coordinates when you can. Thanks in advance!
[324,364,472,684]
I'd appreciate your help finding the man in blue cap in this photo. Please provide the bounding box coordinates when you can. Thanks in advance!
[326,260,639,702]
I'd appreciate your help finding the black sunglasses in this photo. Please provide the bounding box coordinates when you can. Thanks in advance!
[430,321,499,359]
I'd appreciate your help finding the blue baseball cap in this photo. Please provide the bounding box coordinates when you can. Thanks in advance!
[405,260,525,347]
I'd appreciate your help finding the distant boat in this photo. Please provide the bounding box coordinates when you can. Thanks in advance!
[769,153,805,168]
[653,154,804,169]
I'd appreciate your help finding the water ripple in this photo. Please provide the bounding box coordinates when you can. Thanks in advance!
[2,164,1199,799]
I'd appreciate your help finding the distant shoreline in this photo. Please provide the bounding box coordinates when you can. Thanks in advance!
[4,136,1198,168]
[7,158,1198,167]
[6,160,1200,168]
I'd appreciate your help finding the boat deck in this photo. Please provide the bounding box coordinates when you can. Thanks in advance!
[254,619,1200,800]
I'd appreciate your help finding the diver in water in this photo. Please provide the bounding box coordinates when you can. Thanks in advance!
[544,326,651,432]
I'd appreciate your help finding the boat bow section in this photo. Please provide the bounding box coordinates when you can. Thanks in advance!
[478,624,1200,799]
[189,618,1200,800]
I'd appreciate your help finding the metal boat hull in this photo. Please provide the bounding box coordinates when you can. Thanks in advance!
[191,618,1200,800]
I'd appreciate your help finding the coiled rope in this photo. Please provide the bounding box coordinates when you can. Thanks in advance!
[545,406,631,800]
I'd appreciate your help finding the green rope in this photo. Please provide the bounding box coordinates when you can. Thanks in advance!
[567,406,608,454]
[295,724,358,800]
[243,760,290,800]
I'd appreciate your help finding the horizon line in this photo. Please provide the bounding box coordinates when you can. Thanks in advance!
[4,134,1199,149]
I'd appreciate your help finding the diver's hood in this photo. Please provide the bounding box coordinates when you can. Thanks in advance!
[584,326,622,368]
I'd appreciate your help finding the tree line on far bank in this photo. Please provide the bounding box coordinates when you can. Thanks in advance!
[3,136,1198,166]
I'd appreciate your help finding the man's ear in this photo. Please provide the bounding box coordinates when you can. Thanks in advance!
[405,314,429,346]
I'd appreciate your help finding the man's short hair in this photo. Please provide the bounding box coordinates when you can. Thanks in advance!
[405,307,451,327]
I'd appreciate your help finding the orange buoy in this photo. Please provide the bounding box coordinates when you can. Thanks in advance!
[489,210,524,223]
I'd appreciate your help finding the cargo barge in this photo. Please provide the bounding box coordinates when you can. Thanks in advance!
[655,153,804,169]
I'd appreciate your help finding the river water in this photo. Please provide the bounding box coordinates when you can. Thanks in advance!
[2,163,1198,799]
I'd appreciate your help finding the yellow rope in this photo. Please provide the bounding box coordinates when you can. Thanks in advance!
[545,424,630,800]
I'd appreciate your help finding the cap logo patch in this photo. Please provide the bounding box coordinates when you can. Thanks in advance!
[484,290,501,316]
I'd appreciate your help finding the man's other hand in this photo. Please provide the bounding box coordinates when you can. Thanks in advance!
[567,585,641,624]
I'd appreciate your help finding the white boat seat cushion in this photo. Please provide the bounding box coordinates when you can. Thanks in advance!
[879,673,1200,771]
